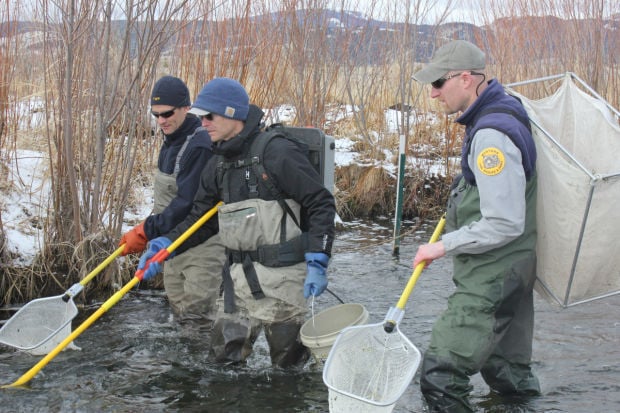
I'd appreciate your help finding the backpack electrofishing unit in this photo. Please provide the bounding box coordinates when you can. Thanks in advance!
[215,124,335,227]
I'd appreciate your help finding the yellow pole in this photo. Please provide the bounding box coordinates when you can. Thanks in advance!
[3,201,222,388]
[78,245,125,287]
[395,215,446,310]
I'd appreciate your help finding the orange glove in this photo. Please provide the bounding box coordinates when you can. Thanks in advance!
[119,222,148,256]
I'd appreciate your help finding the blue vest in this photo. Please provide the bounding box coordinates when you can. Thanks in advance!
[457,79,536,185]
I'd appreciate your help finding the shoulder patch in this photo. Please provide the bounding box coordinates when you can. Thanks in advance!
[477,147,505,176]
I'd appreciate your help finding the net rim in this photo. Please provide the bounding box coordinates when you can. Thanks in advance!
[322,322,421,406]
[0,295,78,350]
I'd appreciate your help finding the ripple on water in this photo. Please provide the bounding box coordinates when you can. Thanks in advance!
[1,221,619,412]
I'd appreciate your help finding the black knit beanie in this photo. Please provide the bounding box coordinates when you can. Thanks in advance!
[150,75,191,107]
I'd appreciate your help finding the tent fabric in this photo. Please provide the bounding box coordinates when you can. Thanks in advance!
[507,74,620,307]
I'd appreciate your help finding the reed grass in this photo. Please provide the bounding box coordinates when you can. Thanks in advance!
[0,0,618,304]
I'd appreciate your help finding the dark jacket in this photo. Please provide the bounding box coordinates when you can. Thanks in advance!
[143,115,214,239]
[165,105,335,256]
[457,79,536,185]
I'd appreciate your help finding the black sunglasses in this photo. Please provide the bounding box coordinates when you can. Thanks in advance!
[199,113,215,121]
[431,71,484,89]
[431,72,464,89]
[151,108,177,119]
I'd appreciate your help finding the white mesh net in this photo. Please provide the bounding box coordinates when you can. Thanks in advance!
[0,296,78,353]
[507,74,620,306]
[323,322,421,412]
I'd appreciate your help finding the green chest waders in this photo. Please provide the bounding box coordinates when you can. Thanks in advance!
[421,177,539,412]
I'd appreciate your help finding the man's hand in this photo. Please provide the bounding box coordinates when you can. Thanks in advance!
[304,252,329,298]
[137,237,172,280]
[413,241,446,268]
[119,222,147,256]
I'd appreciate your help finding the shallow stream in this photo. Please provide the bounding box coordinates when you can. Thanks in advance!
[1,219,618,412]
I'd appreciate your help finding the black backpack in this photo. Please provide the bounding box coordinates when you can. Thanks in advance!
[217,124,334,227]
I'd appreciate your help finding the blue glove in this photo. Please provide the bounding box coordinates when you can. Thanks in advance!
[138,237,172,280]
[304,252,329,298]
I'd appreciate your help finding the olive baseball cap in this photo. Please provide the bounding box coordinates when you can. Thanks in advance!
[413,40,486,84]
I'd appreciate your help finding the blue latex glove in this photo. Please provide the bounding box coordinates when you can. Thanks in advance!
[304,252,329,298]
[137,237,172,280]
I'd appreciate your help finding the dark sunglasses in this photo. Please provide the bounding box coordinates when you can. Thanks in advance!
[431,72,464,89]
[151,108,177,119]
[431,71,484,89]
[199,113,215,121]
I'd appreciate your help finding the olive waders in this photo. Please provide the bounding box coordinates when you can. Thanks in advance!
[420,176,540,412]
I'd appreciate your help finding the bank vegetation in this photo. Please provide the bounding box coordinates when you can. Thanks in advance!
[0,0,618,304]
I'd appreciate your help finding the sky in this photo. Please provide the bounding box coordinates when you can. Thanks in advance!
[347,0,619,25]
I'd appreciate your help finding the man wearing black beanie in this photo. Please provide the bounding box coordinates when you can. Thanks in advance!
[138,78,336,368]
[119,75,225,324]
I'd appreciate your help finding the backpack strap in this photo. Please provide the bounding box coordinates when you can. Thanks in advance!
[250,127,303,228]
[215,154,261,203]
[215,126,305,227]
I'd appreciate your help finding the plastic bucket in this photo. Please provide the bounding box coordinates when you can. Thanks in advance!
[300,303,369,362]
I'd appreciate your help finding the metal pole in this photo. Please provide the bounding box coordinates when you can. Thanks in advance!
[392,134,406,256]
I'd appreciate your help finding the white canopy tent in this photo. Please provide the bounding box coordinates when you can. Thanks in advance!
[506,72,620,307]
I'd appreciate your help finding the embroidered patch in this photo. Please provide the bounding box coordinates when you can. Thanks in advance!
[477,147,505,176]
[224,106,236,118]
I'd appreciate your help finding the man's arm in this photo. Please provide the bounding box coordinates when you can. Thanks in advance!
[442,128,526,255]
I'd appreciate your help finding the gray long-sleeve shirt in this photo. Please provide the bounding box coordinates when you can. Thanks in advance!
[442,128,527,255]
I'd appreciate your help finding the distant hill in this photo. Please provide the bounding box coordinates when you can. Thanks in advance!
[2,9,618,65]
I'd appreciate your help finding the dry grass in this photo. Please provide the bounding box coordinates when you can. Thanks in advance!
[335,162,451,221]
[1,0,619,305]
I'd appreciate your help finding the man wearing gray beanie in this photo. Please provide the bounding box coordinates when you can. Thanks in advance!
[138,77,336,368]
[411,40,540,412]
[120,75,225,324]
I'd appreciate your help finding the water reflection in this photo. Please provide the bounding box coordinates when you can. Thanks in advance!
[1,219,619,412]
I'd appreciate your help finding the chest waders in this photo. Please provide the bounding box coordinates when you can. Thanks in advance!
[209,136,311,368]
[153,170,225,322]
[420,176,540,413]
[217,198,307,321]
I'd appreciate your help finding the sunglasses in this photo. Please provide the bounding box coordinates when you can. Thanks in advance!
[151,108,177,119]
[431,72,464,89]
[199,113,215,121]
[431,71,485,89]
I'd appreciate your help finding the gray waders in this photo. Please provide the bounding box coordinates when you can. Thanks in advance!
[153,170,226,324]
[209,198,309,368]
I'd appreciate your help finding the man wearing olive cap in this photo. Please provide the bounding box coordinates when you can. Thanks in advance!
[412,40,540,412]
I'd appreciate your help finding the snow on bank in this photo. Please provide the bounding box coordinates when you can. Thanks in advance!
[2,150,49,264]
[1,106,451,265]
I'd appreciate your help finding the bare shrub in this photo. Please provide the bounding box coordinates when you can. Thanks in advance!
[1,0,619,305]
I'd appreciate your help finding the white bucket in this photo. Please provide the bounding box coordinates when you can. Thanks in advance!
[300,303,369,362]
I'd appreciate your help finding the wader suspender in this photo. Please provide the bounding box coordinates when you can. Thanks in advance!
[172,130,198,177]
[216,133,307,312]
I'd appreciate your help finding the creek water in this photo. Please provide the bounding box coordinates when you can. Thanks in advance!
[1,219,619,412]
